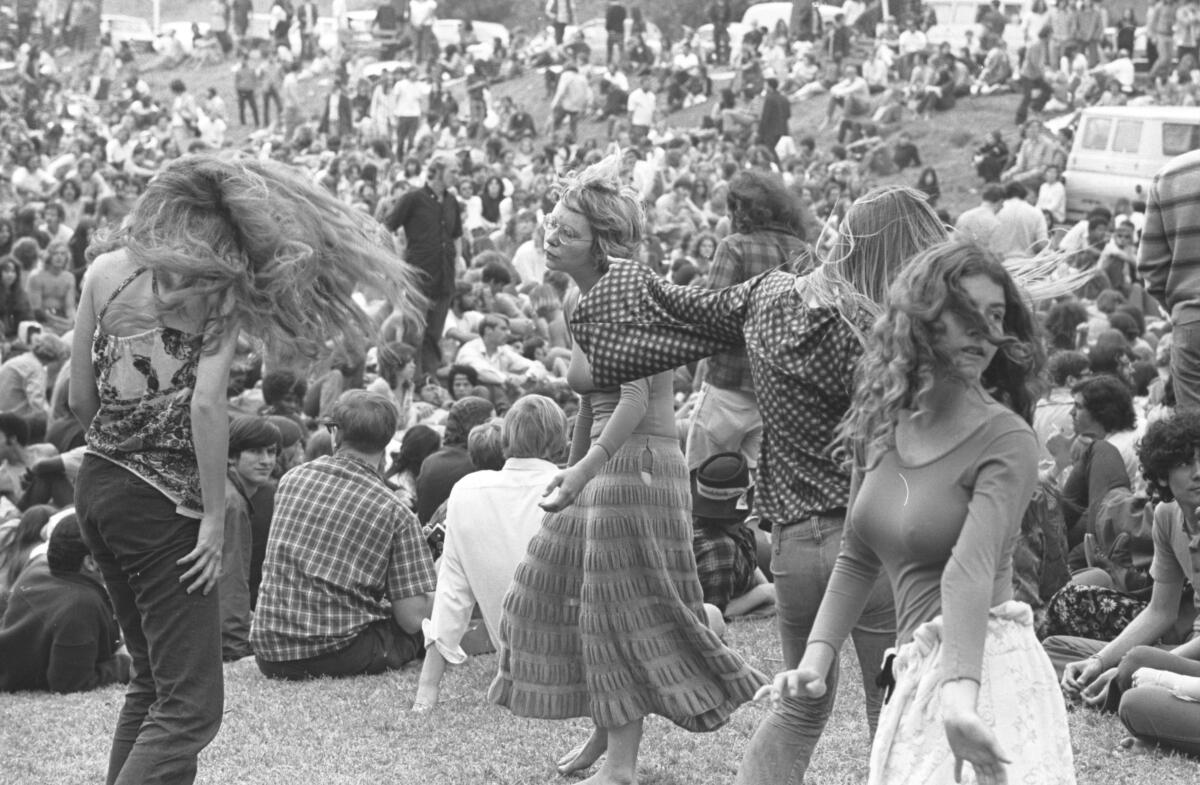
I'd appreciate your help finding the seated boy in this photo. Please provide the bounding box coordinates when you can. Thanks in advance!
[691,452,775,619]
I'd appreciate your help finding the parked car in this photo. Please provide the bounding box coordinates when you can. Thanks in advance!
[101,14,156,53]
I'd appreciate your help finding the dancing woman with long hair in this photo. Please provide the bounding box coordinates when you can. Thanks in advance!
[69,154,421,785]
[568,184,948,785]
[762,240,1073,785]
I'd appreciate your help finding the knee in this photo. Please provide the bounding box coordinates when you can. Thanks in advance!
[1117,686,1162,740]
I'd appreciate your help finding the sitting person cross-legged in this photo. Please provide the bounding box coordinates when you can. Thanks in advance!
[1049,410,1200,725]
[413,394,568,710]
[251,390,436,680]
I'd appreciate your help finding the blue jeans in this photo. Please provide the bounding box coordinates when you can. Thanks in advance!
[76,456,223,785]
[736,514,896,785]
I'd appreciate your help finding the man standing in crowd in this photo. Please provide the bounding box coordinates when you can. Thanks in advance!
[709,0,733,65]
[1073,0,1105,64]
[757,78,790,161]
[0,514,131,693]
[545,0,574,45]
[1016,24,1051,126]
[232,0,254,46]
[1139,148,1200,411]
[383,152,463,376]
[392,64,428,159]
[252,391,436,679]
[686,171,808,475]
[1147,0,1177,81]
[626,75,656,144]
[605,1,626,65]
[549,62,591,140]
[408,0,437,66]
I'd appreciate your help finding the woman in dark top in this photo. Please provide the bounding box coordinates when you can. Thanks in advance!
[69,154,423,785]
[1049,375,1137,549]
[0,256,33,341]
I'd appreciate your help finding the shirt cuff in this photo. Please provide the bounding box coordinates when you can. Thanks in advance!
[421,617,468,665]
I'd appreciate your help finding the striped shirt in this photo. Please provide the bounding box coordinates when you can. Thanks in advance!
[1139,149,1200,324]
[251,452,436,662]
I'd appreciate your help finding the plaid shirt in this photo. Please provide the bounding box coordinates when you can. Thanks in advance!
[251,452,437,662]
[705,228,811,391]
[693,521,758,612]
[572,260,866,526]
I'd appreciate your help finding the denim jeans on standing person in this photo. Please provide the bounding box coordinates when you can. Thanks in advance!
[736,513,896,785]
[76,456,223,785]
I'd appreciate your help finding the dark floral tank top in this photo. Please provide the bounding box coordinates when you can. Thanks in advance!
[86,267,206,517]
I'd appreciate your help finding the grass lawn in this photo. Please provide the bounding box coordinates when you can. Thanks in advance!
[2,615,1198,783]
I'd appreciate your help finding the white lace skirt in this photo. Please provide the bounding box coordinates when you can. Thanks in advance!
[868,601,1076,785]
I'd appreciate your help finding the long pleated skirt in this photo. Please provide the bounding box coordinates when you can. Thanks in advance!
[487,434,766,731]
[868,601,1076,785]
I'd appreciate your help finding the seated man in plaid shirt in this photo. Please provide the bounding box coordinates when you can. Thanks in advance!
[691,452,776,619]
[251,390,436,680]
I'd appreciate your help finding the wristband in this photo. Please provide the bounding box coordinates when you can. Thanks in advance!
[1087,654,1105,670]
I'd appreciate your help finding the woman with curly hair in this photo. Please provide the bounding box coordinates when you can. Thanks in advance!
[69,153,422,785]
[1053,410,1200,756]
[567,185,948,785]
[761,239,1074,785]
[489,154,765,785]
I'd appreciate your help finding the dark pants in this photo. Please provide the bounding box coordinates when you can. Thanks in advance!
[553,22,567,45]
[1015,75,1049,125]
[607,31,624,64]
[262,86,282,126]
[237,89,259,126]
[421,294,451,376]
[1118,646,1200,756]
[255,617,421,680]
[395,115,420,159]
[76,456,223,785]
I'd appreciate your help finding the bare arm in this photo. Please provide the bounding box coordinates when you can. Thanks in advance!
[68,266,101,427]
[177,326,240,595]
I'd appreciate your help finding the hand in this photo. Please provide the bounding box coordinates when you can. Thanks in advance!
[412,681,440,712]
[177,512,224,595]
[1045,427,1073,469]
[1061,657,1104,700]
[1080,666,1117,709]
[753,666,827,707]
[944,711,1010,785]
[539,465,591,512]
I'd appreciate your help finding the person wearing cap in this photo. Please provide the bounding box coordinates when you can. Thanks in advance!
[218,417,281,661]
[692,452,776,618]
[252,390,436,679]
[0,332,68,420]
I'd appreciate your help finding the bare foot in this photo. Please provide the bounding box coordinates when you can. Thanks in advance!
[577,766,636,785]
[1114,736,1158,756]
[557,729,608,776]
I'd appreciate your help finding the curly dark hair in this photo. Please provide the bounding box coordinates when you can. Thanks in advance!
[1138,410,1200,503]
[1072,375,1136,434]
[726,170,806,238]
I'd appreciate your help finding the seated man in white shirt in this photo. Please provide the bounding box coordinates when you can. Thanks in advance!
[454,314,548,393]
[413,395,567,709]
[1090,48,1135,94]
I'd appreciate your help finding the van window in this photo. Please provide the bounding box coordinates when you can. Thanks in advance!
[1081,117,1112,150]
[1112,120,1142,154]
[1163,123,1200,157]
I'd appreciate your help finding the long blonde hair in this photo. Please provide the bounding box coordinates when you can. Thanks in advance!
[90,154,426,359]
[802,186,948,340]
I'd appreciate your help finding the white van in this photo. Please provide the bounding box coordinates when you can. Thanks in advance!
[1064,106,1200,221]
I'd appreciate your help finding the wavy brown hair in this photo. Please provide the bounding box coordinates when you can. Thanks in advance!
[839,239,1046,465]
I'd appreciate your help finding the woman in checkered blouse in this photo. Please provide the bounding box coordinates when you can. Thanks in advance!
[488,155,766,785]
